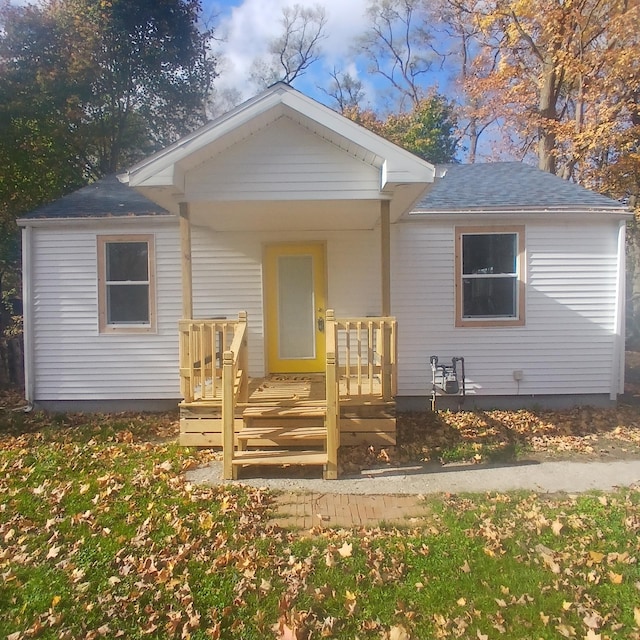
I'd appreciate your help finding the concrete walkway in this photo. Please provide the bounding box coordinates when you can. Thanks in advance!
[187,458,640,529]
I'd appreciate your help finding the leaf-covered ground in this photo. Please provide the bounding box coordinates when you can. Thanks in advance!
[1,386,640,639]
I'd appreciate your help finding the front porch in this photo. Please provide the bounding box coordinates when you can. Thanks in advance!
[179,312,397,479]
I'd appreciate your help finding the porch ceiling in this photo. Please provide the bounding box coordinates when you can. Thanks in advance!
[190,200,380,231]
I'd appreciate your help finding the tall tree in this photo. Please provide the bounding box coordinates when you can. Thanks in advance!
[250,3,327,88]
[465,0,640,180]
[358,0,440,110]
[358,0,493,161]
[433,0,497,163]
[0,0,215,181]
[0,0,216,386]
[346,94,459,163]
[321,68,366,114]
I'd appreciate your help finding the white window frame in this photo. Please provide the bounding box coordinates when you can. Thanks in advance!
[97,234,156,334]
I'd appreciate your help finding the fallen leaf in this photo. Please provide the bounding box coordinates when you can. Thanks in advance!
[556,623,576,637]
[609,571,623,584]
[259,578,272,593]
[589,551,605,564]
[551,519,563,536]
[634,607,640,626]
[338,542,353,558]
[272,619,297,640]
[46,544,61,560]
[389,624,409,640]
[583,612,602,629]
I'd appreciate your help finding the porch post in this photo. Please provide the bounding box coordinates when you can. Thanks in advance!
[381,199,391,316]
[380,200,392,400]
[179,202,193,320]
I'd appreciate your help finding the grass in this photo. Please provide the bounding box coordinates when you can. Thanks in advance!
[1,398,640,638]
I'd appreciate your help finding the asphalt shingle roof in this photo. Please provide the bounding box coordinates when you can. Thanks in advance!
[20,175,170,220]
[414,162,625,212]
[20,161,626,221]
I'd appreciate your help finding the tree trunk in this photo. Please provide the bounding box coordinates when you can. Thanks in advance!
[538,60,558,174]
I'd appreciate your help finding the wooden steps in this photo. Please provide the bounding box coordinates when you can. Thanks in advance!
[236,425,326,449]
[231,450,327,468]
[179,375,397,465]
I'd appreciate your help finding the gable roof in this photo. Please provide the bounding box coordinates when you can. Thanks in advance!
[414,162,627,213]
[122,82,436,192]
[20,175,170,221]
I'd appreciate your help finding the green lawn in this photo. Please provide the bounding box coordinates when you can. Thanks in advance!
[1,405,639,639]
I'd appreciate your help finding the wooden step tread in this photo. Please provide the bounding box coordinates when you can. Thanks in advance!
[236,426,326,441]
[232,450,327,466]
[242,405,326,418]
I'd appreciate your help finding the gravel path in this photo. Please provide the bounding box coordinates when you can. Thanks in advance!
[187,458,640,495]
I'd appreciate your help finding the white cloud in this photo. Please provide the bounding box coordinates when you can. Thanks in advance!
[207,0,372,110]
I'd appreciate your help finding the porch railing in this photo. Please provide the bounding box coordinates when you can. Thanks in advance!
[221,314,249,479]
[324,312,340,480]
[324,310,397,480]
[179,312,248,404]
[329,311,398,401]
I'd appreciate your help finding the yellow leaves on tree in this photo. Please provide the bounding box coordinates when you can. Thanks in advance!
[463,0,640,189]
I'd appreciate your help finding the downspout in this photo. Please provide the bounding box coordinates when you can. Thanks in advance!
[611,219,626,400]
[22,225,35,404]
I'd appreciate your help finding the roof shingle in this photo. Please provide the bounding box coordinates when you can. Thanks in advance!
[20,175,170,220]
[414,162,625,212]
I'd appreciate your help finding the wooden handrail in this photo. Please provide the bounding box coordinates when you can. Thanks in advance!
[324,310,339,480]
[221,312,248,480]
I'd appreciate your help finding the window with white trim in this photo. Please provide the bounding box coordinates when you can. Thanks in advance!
[98,235,156,333]
[455,226,525,327]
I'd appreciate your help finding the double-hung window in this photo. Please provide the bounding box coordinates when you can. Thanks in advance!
[455,226,525,327]
[98,235,156,333]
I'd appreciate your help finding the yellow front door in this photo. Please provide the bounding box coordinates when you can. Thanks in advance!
[264,243,327,373]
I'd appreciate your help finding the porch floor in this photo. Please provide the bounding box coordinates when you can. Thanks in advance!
[186,373,387,406]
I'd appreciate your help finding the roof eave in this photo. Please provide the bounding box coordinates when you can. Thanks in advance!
[407,206,632,219]
[17,214,177,227]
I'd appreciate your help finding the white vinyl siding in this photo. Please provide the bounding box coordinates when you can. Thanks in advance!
[191,227,381,377]
[185,117,381,202]
[29,223,381,400]
[30,223,181,400]
[392,219,620,397]
[28,213,621,403]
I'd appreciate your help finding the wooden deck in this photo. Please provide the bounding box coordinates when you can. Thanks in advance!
[179,374,396,449]
[178,312,397,479]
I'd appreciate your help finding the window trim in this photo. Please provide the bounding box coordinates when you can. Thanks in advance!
[97,234,157,334]
[455,225,526,328]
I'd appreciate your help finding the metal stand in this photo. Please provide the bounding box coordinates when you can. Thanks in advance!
[430,355,465,410]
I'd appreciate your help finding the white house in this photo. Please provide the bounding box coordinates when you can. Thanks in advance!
[18,83,630,478]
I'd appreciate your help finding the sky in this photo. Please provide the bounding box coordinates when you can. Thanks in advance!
[203,0,376,112]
